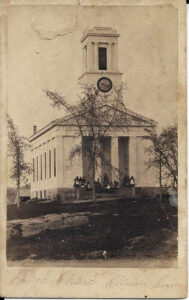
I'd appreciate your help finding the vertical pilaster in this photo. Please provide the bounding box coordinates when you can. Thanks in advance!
[56,135,64,188]
[83,46,87,72]
[62,136,83,188]
[111,136,119,181]
[114,42,118,71]
[94,42,98,71]
[129,137,137,184]
[111,43,115,70]
[51,138,54,179]
[42,143,45,187]
[34,147,37,196]
[107,43,111,71]
[38,144,41,192]
[87,42,92,71]
[46,141,49,183]
[35,147,38,191]
[91,42,95,70]
[31,148,36,197]
[43,142,47,184]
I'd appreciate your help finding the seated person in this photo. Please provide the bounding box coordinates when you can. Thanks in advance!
[86,181,92,191]
[130,176,135,187]
[81,176,86,188]
[114,180,119,189]
[105,183,111,192]
[122,174,130,187]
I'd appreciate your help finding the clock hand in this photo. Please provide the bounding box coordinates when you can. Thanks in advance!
[101,82,109,89]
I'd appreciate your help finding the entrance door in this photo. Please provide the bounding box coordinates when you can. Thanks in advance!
[101,137,111,182]
[118,137,129,185]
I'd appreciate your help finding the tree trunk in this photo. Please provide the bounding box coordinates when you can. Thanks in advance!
[92,158,96,202]
[76,187,80,201]
[159,152,162,200]
[15,186,20,208]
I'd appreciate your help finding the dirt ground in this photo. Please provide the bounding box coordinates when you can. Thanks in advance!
[8,257,177,268]
[7,197,177,265]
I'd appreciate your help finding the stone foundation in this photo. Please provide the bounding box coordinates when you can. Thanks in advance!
[31,187,169,203]
[136,187,169,198]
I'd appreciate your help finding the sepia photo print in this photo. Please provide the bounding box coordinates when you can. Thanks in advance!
[0,0,187,298]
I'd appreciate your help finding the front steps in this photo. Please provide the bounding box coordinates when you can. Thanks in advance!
[78,186,133,201]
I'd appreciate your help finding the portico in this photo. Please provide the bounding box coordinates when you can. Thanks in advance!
[82,136,129,184]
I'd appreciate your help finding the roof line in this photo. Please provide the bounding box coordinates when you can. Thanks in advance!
[28,104,156,141]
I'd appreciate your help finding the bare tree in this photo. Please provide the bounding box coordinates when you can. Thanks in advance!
[45,84,130,201]
[8,117,32,207]
[144,124,178,189]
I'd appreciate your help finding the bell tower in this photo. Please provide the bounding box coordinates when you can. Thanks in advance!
[79,27,122,93]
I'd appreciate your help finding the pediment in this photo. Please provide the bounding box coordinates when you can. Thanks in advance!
[57,105,156,128]
[29,104,156,141]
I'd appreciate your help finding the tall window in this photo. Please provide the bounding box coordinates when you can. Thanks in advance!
[37,156,38,181]
[44,152,47,179]
[98,47,107,70]
[49,150,51,178]
[54,148,56,177]
[40,154,42,180]
[33,158,35,182]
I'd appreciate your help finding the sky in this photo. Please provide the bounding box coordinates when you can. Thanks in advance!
[7,4,178,138]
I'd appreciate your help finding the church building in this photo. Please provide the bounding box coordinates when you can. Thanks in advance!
[29,27,157,201]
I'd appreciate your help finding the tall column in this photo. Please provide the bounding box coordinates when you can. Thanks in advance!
[83,46,87,72]
[91,42,95,70]
[111,136,119,181]
[111,43,115,70]
[114,42,118,71]
[94,42,98,71]
[128,137,137,184]
[87,42,92,71]
[107,43,111,71]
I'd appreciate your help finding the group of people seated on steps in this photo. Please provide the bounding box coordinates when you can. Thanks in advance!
[74,173,135,193]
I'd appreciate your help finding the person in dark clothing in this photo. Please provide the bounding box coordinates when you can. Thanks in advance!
[114,180,119,189]
[81,176,86,187]
[96,178,102,192]
[103,173,109,187]
[130,176,136,198]
[74,176,80,188]
[122,174,130,186]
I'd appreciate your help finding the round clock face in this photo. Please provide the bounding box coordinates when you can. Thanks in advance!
[97,77,112,93]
